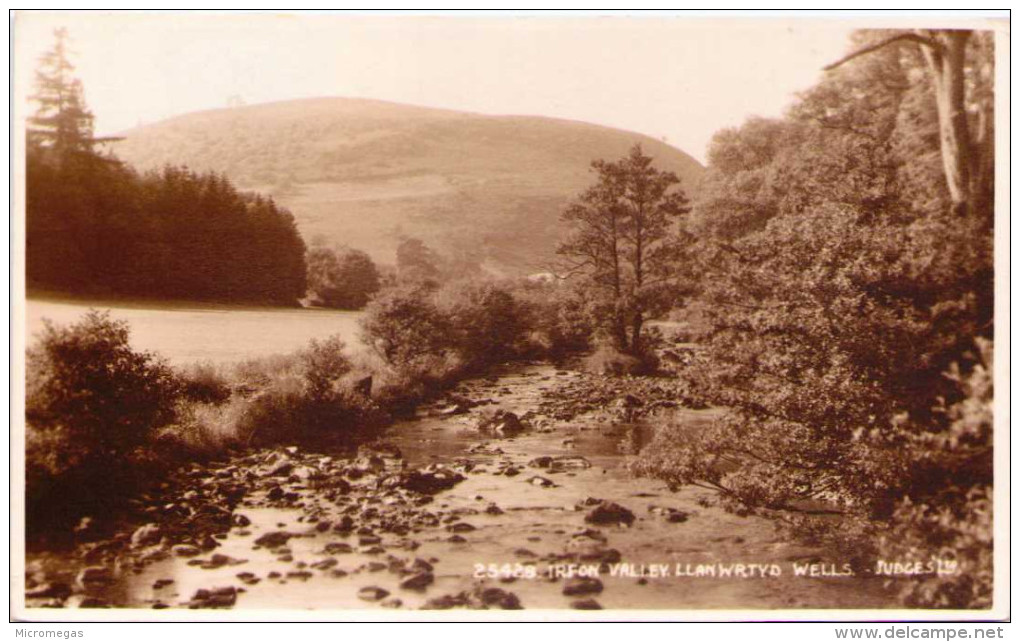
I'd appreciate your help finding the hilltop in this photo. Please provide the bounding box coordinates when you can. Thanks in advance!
[113,97,704,274]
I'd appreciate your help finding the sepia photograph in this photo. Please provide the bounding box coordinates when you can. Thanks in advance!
[10,9,1009,623]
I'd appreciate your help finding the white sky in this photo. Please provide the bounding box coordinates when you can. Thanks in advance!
[12,12,865,163]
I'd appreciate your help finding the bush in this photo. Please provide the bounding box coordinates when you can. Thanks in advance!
[204,335,389,447]
[437,280,527,367]
[306,245,381,309]
[506,280,594,358]
[178,361,232,404]
[26,310,182,457]
[25,310,183,531]
[360,283,455,368]
[874,339,994,609]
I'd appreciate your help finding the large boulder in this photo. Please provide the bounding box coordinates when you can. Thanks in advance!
[584,501,636,526]
[381,467,466,495]
[477,410,525,437]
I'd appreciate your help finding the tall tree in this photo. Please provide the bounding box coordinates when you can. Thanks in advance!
[28,28,97,157]
[557,144,690,352]
[824,29,994,217]
[638,27,995,608]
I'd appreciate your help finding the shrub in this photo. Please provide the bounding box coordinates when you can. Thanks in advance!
[159,400,246,454]
[26,310,182,457]
[874,339,994,609]
[25,310,183,531]
[306,245,381,309]
[360,283,455,368]
[178,361,232,403]
[221,335,389,447]
[437,280,527,367]
[510,280,593,358]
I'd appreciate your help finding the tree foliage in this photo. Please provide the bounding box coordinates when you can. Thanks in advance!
[25,29,307,305]
[636,28,994,608]
[26,310,182,459]
[27,28,99,156]
[306,245,381,309]
[396,237,442,284]
[557,144,691,353]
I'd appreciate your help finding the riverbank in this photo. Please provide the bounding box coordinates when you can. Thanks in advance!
[23,362,898,611]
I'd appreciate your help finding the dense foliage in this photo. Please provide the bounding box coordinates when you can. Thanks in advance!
[306,244,381,309]
[557,144,691,354]
[635,30,995,608]
[25,311,183,528]
[26,30,307,305]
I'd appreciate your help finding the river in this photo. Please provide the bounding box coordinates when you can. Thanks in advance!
[23,362,898,612]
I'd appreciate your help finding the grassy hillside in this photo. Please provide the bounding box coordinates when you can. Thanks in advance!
[113,98,704,274]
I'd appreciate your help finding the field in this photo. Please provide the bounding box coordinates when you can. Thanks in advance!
[26,298,366,366]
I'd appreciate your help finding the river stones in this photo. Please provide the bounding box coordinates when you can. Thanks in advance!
[584,501,635,526]
[399,571,434,591]
[254,531,294,548]
[188,586,237,608]
[474,587,523,609]
[530,456,592,472]
[322,542,353,554]
[408,558,434,573]
[382,468,466,494]
[172,544,201,557]
[75,566,114,589]
[570,598,603,610]
[357,586,390,602]
[528,456,554,468]
[648,505,690,523]
[476,410,525,437]
[192,553,247,569]
[440,403,470,416]
[563,577,604,596]
[527,476,556,488]
[484,503,504,515]
[422,587,522,610]
[311,557,338,570]
[25,582,72,600]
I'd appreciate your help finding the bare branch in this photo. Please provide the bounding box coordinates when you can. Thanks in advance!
[822,32,940,71]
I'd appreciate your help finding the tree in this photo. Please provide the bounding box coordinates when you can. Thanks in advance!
[557,144,690,352]
[306,245,381,309]
[28,28,123,158]
[636,27,994,608]
[824,29,994,218]
[28,28,93,155]
[396,237,442,283]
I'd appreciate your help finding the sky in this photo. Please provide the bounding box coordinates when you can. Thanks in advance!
[14,12,863,163]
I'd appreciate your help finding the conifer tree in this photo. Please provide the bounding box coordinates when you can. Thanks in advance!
[28,28,97,156]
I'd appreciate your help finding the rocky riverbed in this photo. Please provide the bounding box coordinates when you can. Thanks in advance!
[24,363,897,611]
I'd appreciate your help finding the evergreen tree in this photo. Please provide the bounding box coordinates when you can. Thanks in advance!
[557,144,691,352]
[28,28,97,157]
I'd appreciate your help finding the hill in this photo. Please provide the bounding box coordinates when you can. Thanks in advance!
[113,98,704,275]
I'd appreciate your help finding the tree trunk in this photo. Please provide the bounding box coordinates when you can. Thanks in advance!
[918,29,973,216]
